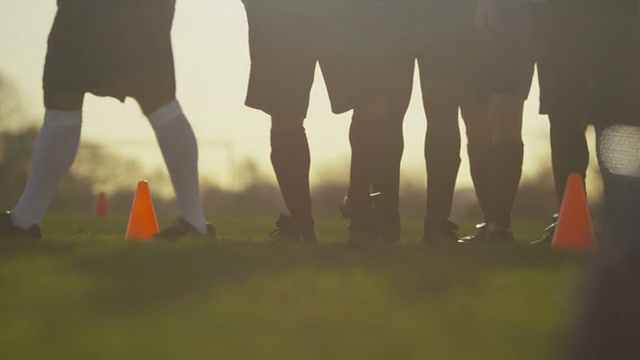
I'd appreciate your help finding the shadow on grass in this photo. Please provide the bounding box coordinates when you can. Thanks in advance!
[0,216,592,360]
[0,239,76,259]
[64,238,588,315]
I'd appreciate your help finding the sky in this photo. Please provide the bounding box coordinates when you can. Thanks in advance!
[0,1,590,192]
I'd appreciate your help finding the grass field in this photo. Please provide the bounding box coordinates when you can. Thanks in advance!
[0,215,589,360]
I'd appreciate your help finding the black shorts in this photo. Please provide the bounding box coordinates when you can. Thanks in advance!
[420,31,493,102]
[421,0,534,101]
[419,35,534,103]
[531,1,639,123]
[43,0,177,102]
[243,2,390,117]
[418,0,492,101]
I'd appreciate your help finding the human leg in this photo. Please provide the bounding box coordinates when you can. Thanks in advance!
[345,96,390,241]
[134,94,211,237]
[419,56,463,243]
[8,92,84,235]
[243,3,320,242]
[489,95,525,230]
[463,97,494,228]
[268,115,316,242]
[486,30,535,233]
[370,56,416,241]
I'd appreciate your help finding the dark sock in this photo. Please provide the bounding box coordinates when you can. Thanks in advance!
[372,119,404,224]
[549,113,589,203]
[468,142,494,223]
[270,128,314,232]
[425,137,461,228]
[491,140,524,229]
[348,117,384,223]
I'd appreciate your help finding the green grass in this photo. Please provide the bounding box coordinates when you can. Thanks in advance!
[0,216,589,360]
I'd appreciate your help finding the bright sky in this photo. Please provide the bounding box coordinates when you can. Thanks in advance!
[0,0,570,191]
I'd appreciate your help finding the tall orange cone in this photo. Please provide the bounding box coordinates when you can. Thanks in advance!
[125,181,159,241]
[94,192,107,218]
[552,173,597,252]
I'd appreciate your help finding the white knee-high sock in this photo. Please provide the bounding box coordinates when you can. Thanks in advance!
[147,100,208,234]
[11,109,82,229]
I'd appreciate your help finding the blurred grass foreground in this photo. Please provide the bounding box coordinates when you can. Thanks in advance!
[0,216,587,360]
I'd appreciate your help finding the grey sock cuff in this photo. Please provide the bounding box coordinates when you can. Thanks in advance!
[147,100,184,130]
[44,109,82,127]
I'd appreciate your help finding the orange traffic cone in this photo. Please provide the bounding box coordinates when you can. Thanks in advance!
[94,192,107,218]
[125,181,159,241]
[552,173,597,252]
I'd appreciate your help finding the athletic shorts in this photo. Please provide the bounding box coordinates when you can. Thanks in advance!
[243,2,390,117]
[44,0,177,101]
[420,30,493,102]
[421,0,534,100]
[531,1,639,124]
[417,0,494,101]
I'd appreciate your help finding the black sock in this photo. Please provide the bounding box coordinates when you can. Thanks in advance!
[491,140,524,229]
[372,119,404,224]
[468,142,494,223]
[549,113,589,204]
[270,128,314,232]
[425,138,461,228]
[348,117,384,222]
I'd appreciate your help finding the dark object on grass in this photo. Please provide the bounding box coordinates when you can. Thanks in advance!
[0,212,42,240]
[459,222,515,244]
[423,219,459,244]
[153,217,216,242]
[269,213,317,244]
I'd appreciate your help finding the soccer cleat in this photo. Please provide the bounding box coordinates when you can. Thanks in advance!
[423,219,459,244]
[0,212,42,241]
[343,193,392,243]
[459,222,515,244]
[340,192,381,220]
[531,214,559,246]
[379,218,401,243]
[340,195,352,220]
[153,217,215,241]
[348,216,380,244]
[269,214,317,243]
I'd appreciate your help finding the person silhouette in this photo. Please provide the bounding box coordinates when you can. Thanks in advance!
[241,1,392,242]
[0,0,214,241]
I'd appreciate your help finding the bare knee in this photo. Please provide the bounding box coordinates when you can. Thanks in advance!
[423,87,459,125]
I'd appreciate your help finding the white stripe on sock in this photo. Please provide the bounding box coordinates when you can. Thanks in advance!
[43,109,83,127]
[147,100,183,130]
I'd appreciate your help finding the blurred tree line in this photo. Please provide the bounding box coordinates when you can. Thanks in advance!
[0,72,561,221]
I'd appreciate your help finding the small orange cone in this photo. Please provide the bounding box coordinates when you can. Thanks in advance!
[552,174,597,252]
[94,192,107,218]
[125,181,159,241]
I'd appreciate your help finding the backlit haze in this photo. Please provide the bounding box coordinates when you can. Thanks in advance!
[0,1,596,193]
